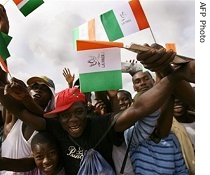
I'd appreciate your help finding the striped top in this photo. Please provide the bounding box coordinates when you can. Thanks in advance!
[128,132,189,175]
[124,110,160,146]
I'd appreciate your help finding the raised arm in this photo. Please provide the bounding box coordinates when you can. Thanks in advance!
[0,87,46,131]
[137,43,195,107]
[4,77,44,115]
[0,157,36,172]
[114,52,193,132]
[62,68,75,88]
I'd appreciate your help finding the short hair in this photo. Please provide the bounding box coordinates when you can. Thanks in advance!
[118,90,132,100]
[31,131,58,150]
[132,70,152,77]
[130,70,143,77]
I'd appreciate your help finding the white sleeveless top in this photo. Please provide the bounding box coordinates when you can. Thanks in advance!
[1,119,38,175]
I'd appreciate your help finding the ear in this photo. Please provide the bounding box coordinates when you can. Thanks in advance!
[133,84,137,92]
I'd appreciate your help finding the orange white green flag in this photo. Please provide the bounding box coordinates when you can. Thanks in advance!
[72,0,150,45]
[76,40,123,92]
[13,0,44,17]
[100,0,150,41]
[72,17,109,49]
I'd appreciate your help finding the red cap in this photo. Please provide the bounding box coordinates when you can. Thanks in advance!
[45,87,85,117]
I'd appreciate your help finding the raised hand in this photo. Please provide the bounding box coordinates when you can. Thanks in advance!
[63,68,75,88]
[136,44,175,75]
[4,77,29,101]
[93,100,107,115]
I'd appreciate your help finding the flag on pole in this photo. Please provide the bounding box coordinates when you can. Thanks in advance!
[72,17,109,49]
[76,41,122,92]
[0,32,12,60]
[72,0,150,46]
[100,0,150,41]
[73,19,96,42]
[13,0,44,17]
[0,56,9,73]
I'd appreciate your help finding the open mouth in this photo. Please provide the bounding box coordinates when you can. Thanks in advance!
[69,125,81,133]
[70,126,80,131]
[174,105,184,110]
[33,94,41,98]
[120,105,127,111]
[43,164,54,173]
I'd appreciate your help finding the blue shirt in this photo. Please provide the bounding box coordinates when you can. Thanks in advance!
[124,111,189,175]
[127,132,189,175]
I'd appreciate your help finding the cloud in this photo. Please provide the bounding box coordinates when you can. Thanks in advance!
[4,0,195,93]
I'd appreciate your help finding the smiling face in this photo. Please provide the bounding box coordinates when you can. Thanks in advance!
[32,143,60,175]
[132,71,155,94]
[173,98,187,117]
[117,91,132,111]
[58,102,87,138]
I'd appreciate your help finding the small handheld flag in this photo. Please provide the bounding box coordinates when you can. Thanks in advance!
[100,0,150,41]
[73,0,150,45]
[0,32,12,60]
[13,0,44,17]
[76,40,122,92]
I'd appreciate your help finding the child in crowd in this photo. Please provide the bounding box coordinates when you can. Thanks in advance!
[31,131,66,175]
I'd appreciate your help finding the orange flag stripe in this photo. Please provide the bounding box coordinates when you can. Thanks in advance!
[88,19,96,40]
[76,40,124,51]
[13,0,23,5]
[129,0,150,30]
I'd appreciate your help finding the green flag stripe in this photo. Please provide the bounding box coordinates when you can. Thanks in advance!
[1,32,12,46]
[0,33,10,60]
[72,28,79,50]
[20,0,44,16]
[79,70,122,92]
[100,10,124,41]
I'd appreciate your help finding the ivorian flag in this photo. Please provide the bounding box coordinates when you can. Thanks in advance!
[100,0,150,41]
[72,17,109,49]
[72,0,150,46]
[13,0,44,17]
[76,40,123,92]
[0,32,12,60]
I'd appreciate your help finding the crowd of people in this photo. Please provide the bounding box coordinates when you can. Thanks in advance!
[0,3,195,175]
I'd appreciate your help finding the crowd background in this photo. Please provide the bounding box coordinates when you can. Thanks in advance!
[2,1,209,174]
